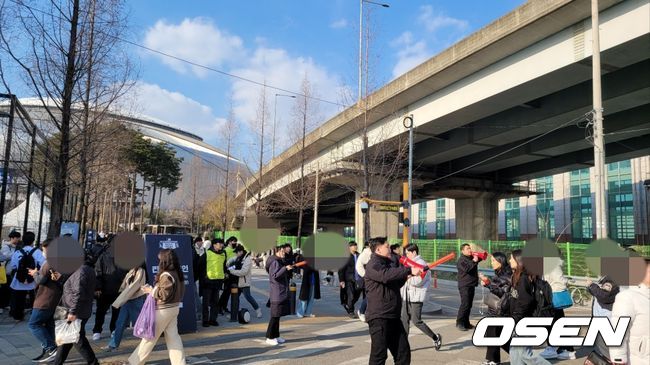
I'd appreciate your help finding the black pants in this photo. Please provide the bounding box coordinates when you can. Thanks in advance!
[485,324,510,363]
[10,289,34,321]
[0,281,11,308]
[92,294,119,334]
[54,318,98,365]
[266,316,280,339]
[368,318,410,365]
[202,282,222,322]
[401,301,438,341]
[456,286,475,327]
[552,308,574,352]
[217,277,235,310]
[344,281,361,313]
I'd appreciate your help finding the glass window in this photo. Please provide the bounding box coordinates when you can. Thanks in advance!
[607,161,634,244]
[569,168,592,243]
[435,199,445,239]
[505,198,520,240]
[418,202,428,239]
[536,176,555,239]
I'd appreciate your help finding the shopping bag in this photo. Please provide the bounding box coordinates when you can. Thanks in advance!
[55,319,81,346]
[133,294,156,340]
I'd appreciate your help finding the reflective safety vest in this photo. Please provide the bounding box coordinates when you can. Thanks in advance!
[206,250,226,280]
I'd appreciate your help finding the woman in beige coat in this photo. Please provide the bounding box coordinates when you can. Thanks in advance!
[103,264,146,351]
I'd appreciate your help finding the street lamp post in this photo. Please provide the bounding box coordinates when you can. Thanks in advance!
[358,0,389,245]
[272,93,296,159]
[358,0,389,103]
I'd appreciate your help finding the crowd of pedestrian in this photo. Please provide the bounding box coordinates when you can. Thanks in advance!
[1,229,649,365]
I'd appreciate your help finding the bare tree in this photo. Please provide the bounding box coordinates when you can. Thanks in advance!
[0,0,132,237]
[267,75,321,241]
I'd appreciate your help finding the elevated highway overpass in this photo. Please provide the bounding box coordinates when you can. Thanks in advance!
[239,0,650,242]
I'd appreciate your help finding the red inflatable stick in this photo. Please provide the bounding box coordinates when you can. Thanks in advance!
[427,252,456,269]
[399,256,427,278]
[294,261,308,268]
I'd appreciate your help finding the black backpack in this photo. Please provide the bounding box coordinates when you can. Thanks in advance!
[532,277,554,317]
[15,247,38,284]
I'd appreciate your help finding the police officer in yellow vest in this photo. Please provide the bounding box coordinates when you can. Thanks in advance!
[201,239,227,327]
[218,236,239,314]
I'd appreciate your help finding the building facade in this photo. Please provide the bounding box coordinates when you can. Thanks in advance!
[411,156,650,245]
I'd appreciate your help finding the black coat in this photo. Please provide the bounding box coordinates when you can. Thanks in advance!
[61,264,96,320]
[587,276,620,312]
[364,253,410,322]
[299,266,320,301]
[95,250,127,297]
[338,252,359,283]
[266,255,290,317]
[457,254,479,288]
[509,271,535,322]
[487,267,513,298]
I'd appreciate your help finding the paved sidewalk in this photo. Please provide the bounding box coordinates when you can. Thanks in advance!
[0,269,593,365]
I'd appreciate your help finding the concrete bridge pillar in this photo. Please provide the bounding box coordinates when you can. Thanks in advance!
[455,193,498,241]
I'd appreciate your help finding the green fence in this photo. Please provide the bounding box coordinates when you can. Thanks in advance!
[214,231,649,278]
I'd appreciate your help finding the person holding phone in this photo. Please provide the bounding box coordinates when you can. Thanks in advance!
[264,245,292,346]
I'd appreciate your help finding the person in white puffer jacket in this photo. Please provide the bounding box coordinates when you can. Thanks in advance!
[354,243,371,322]
[399,244,442,350]
[610,258,650,365]
[227,245,262,318]
[540,254,576,361]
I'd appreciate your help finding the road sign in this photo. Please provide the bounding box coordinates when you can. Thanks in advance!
[374,204,399,212]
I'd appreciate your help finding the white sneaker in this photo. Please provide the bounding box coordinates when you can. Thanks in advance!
[256,308,262,318]
[276,337,286,344]
[308,314,316,318]
[92,333,101,341]
[265,338,279,346]
[358,311,366,323]
[556,350,576,360]
[295,313,304,318]
[539,346,558,359]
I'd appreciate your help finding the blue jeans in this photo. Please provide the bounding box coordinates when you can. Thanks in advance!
[239,287,259,310]
[108,296,145,349]
[28,308,56,351]
[509,346,551,365]
[359,295,367,314]
[297,286,314,316]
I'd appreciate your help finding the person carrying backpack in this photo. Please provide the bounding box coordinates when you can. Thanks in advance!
[8,231,44,321]
[0,231,21,314]
[507,249,551,365]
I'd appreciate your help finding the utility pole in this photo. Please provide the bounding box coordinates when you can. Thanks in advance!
[591,0,608,239]
[313,162,319,234]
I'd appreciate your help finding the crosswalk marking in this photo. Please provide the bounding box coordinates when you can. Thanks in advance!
[314,320,367,336]
[243,340,345,365]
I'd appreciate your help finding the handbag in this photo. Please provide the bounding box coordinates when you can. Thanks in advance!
[584,350,611,365]
[0,264,6,284]
[133,294,156,340]
[483,291,510,316]
[552,290,573,309]
[53,306,68,321]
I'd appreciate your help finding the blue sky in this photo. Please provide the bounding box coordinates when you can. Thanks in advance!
[8,0,526,164]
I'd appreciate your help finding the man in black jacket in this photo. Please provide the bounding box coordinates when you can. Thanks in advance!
[365,237,421,365]
[456,243,479,331]
[338,241,361,317]
[92,240,127,340]
[53,255,99,365]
